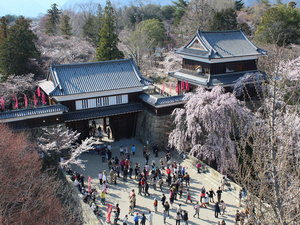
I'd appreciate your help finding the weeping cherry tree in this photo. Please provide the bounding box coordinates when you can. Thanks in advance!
[168,86,251,173]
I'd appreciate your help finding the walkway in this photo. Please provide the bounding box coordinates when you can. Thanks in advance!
[72,138,241,225]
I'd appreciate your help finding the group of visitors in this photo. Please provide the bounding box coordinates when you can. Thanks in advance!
[67,168,103,218]
[89,119,112,140]
[68,140,253,225]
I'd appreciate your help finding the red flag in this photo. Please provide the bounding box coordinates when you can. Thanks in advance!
[42,92,47,105]
[37,87,41,97]
[23,94,28,107]
[176,84,179,94]
[88,176,92,193]
[162,84,165,94]
[185,81,190,91]
[14,96,19,109]
[106,204,113,223]
[33,94,38,106]
[0,97,4,110]
[181,81,185,90]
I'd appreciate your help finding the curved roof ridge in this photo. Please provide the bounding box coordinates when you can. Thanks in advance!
[52,58,131,68]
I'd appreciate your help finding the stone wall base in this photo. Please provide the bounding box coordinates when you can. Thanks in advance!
[135,111,173,148]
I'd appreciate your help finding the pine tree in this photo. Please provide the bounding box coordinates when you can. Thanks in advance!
[235,0,244,10]
[96,0,124,61]
[45,3,61,35]
[60,14,72,38]
[0,17,8,41]
[0,17,39,77]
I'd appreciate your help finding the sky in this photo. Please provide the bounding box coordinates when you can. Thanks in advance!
[0,0,299,18]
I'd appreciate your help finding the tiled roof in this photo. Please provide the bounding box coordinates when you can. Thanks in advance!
[140,94,185,107]
[49,58,149,96]
[170,70,263,87]
[0,104,68,120]
[176,30,266,59]
[170,71,209,86]
[64,103,144,122]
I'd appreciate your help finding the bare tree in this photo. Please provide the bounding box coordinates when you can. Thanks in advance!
[120,28,155,70]
[234,47,300,224]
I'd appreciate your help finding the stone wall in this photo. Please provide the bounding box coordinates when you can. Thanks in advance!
[135,110,173,148]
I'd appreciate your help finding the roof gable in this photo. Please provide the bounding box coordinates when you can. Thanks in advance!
[187,37,207,51]
[49,59,146,96]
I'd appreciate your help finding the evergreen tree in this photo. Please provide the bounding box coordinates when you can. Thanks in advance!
[255,4,300,46]
[60,14,72,37]
[0,17,8,41]
[83,16,99,45]
[235,0,244,10]
[96,0,124,61]
[45,3,61,35]
[172,0,188,24]
[209,8,238,31]
[0,17,39,77]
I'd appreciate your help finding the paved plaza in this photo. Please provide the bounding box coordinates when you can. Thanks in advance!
[73,138,242,225]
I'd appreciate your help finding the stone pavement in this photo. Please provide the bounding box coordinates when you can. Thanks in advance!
[73,138,242,225]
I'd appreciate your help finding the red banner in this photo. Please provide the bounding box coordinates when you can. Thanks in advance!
[37,87,41,97]
[88,176,92,193]
[0,97,4,110]
[162,84,165,94]
[181,81,185,90]
[42,92,47,105]
[185,81,190,91]
[106,204,113,223]
[23,94,28,107]
[33,94,38,106]
[14,96,18,109]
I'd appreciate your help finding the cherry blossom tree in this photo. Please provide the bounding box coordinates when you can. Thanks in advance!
[0,124,82,225]
[168,86,251,173]
[0,74,37,110]
[234,53,300,224]
[37,125,94,169]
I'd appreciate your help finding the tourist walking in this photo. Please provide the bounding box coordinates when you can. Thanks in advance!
[221,176,226,191]
[175,212,181,225]
[98,171,103,185]
[161,193,166,206]
[158,178,163,191]
[133,213,140,225]
[209,188,216,203]
[122,215,128,225]
[100,190,106,205]
[182,210,188,225]
[164,201,170,216]
[193,201,200,218]
[220,200,226,215]
[130,189,136,207]
[141,214,146,225]
[217,187,222,202]
[153,198,158,212]
[196,162,201,173]
[163,210,168,224]
[186,189,192,203]
[148,211,153,225]
[235,210,241,224]
[214,202,221,218]
[131,144,136,156]
[239,190,243,207]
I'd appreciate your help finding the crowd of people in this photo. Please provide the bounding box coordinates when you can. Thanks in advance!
[69,141,252,225]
